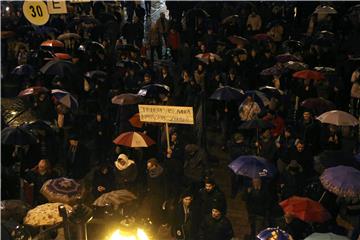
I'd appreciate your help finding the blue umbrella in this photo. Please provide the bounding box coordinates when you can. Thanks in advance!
[210,86,244,101]
[11,64,35,77]
[243,90,270,108]
[257,227,290,240]
[228,155,276,178]
[320,165,360,198]
[51,89,78,111]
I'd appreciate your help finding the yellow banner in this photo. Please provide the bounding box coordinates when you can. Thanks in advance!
[138,105,194,125]
[47,0,67,14]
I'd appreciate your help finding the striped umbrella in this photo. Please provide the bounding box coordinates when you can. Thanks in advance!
[113,131,155,148]
[51,89,78,110]
[40,177,83,205]
[93,190,137,208]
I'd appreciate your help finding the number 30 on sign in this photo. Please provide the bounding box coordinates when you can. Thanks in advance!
[23,0,50,26]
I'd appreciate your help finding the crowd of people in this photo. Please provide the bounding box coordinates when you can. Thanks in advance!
[1,1,360,240]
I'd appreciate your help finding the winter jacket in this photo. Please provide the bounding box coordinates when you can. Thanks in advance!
[198,214,234,240]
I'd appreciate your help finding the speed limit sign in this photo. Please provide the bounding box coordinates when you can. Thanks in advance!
[22,0,50,26]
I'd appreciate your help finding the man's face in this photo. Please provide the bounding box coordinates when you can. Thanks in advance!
[303,112,311,121]
[96,114,102,122]
[296,143,305,152]
[38,160,47,172]
[205,183,215,192]
[147,162,154,170]
[69,139,78,147]
[183,196,192,207]
[211,209,221,220]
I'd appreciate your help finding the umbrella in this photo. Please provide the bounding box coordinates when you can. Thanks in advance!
[316,110,359,126]
[112,93,142,105]
[185,8,210,19]
[11,64,35,76]
[315,30,335,40]
[18,86,49,97]
[228,35,249,46]
[282,40,303,53]
[40,60,78,78]
[129,113,143,128]
[53,53,72,60]
[1,31,15,39]
[138,84,170,98]
[93,190,137,208]
[81,41,105,53]
[260,66,283,76]
[293,70,325,81]
[301,98,336,116]
[116,60,143,70]
[305,232,349,240]
[276,53,301,63]
[257,227,291,240]
[259,86,285,99]
[314,66,336,74]
[40,40,64,48]
[253,33,273,41]
[1,200,31,222]
[113,131,155,148]
[210,86,244,101]
[57,33,81,41]
[320,166,360,198]
[24,203,72,226]
[314,5,337,14]
[34,26,59,35]
[283,61,308,71]
[195,52,222,64]
[51,89,79,110]
[243,90,271,107]
[266,19,286,30]
[85,70,107,82]
[222,15,239,25]
[228,155,276,178]
[225,48,248,57]
[317,150,354,169]
[279,196,331,223]
[41,177,84,204]
[1,127,37,145]
[239,119,274,130]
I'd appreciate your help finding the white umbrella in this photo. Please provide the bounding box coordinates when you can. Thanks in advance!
[24,203,72,227]
[314,5,338,14]
[317,110,359,126]
[93,190,137,208]
[305,232,349,240]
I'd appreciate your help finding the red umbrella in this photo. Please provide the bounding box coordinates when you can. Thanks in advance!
[293,70,325,81]
[195,52,222,64]
[253,33,273,41]
[113,131,155,147]
[129,113,143,128]
[227,35,249,46]
[18,86,49,97]
[40,40,65,48]
[279,196,331,223]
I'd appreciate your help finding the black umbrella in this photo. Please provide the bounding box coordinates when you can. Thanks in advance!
[11,64,35,77]
[259,86,285,99]
[225,48,247,57]
[138,84,170,98]
[1,200,31,222]
[22,120,54,137]
[1,126,37,145]
[221,15,239,25]
[116,60,143,70]
[282,40,303,53]
[185,8,210,19]
[84,70,107,83]
[209,86,244,101]
[40,60,78,78]
[301,98,336,116]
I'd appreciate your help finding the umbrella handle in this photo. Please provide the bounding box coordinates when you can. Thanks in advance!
[318,191,326,203]
[165,123,170,152]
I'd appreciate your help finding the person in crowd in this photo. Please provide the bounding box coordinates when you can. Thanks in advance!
[239,95,261,121]
[92,163,115,199]
[65,134,90,180]
[114,153,138,192]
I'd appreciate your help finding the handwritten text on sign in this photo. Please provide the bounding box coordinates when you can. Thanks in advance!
[138,105,194,125]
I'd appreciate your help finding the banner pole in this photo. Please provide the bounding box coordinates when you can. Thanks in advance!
[165,123,170,151]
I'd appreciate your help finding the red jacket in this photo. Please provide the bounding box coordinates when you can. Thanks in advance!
[167,31,180,50]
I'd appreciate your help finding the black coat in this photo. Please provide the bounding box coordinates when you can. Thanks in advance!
[171,203,197,240]
[243,186,270,217]
[198,215,234,240]
[114,164,138,191]
[65,144,90,180]
[92,169,115,198]
[197,187,227,218]
[24,169,57,205]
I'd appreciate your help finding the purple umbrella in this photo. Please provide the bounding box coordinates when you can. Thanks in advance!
[276,53,301,63]
[257,227,290,240]
[320,165,360,198]
[260,66,283,76]
[228,155,276,178]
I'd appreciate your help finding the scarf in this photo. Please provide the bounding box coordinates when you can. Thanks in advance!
[114,153,135,171]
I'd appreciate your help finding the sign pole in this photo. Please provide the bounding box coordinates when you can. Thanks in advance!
[165,122,170,151]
